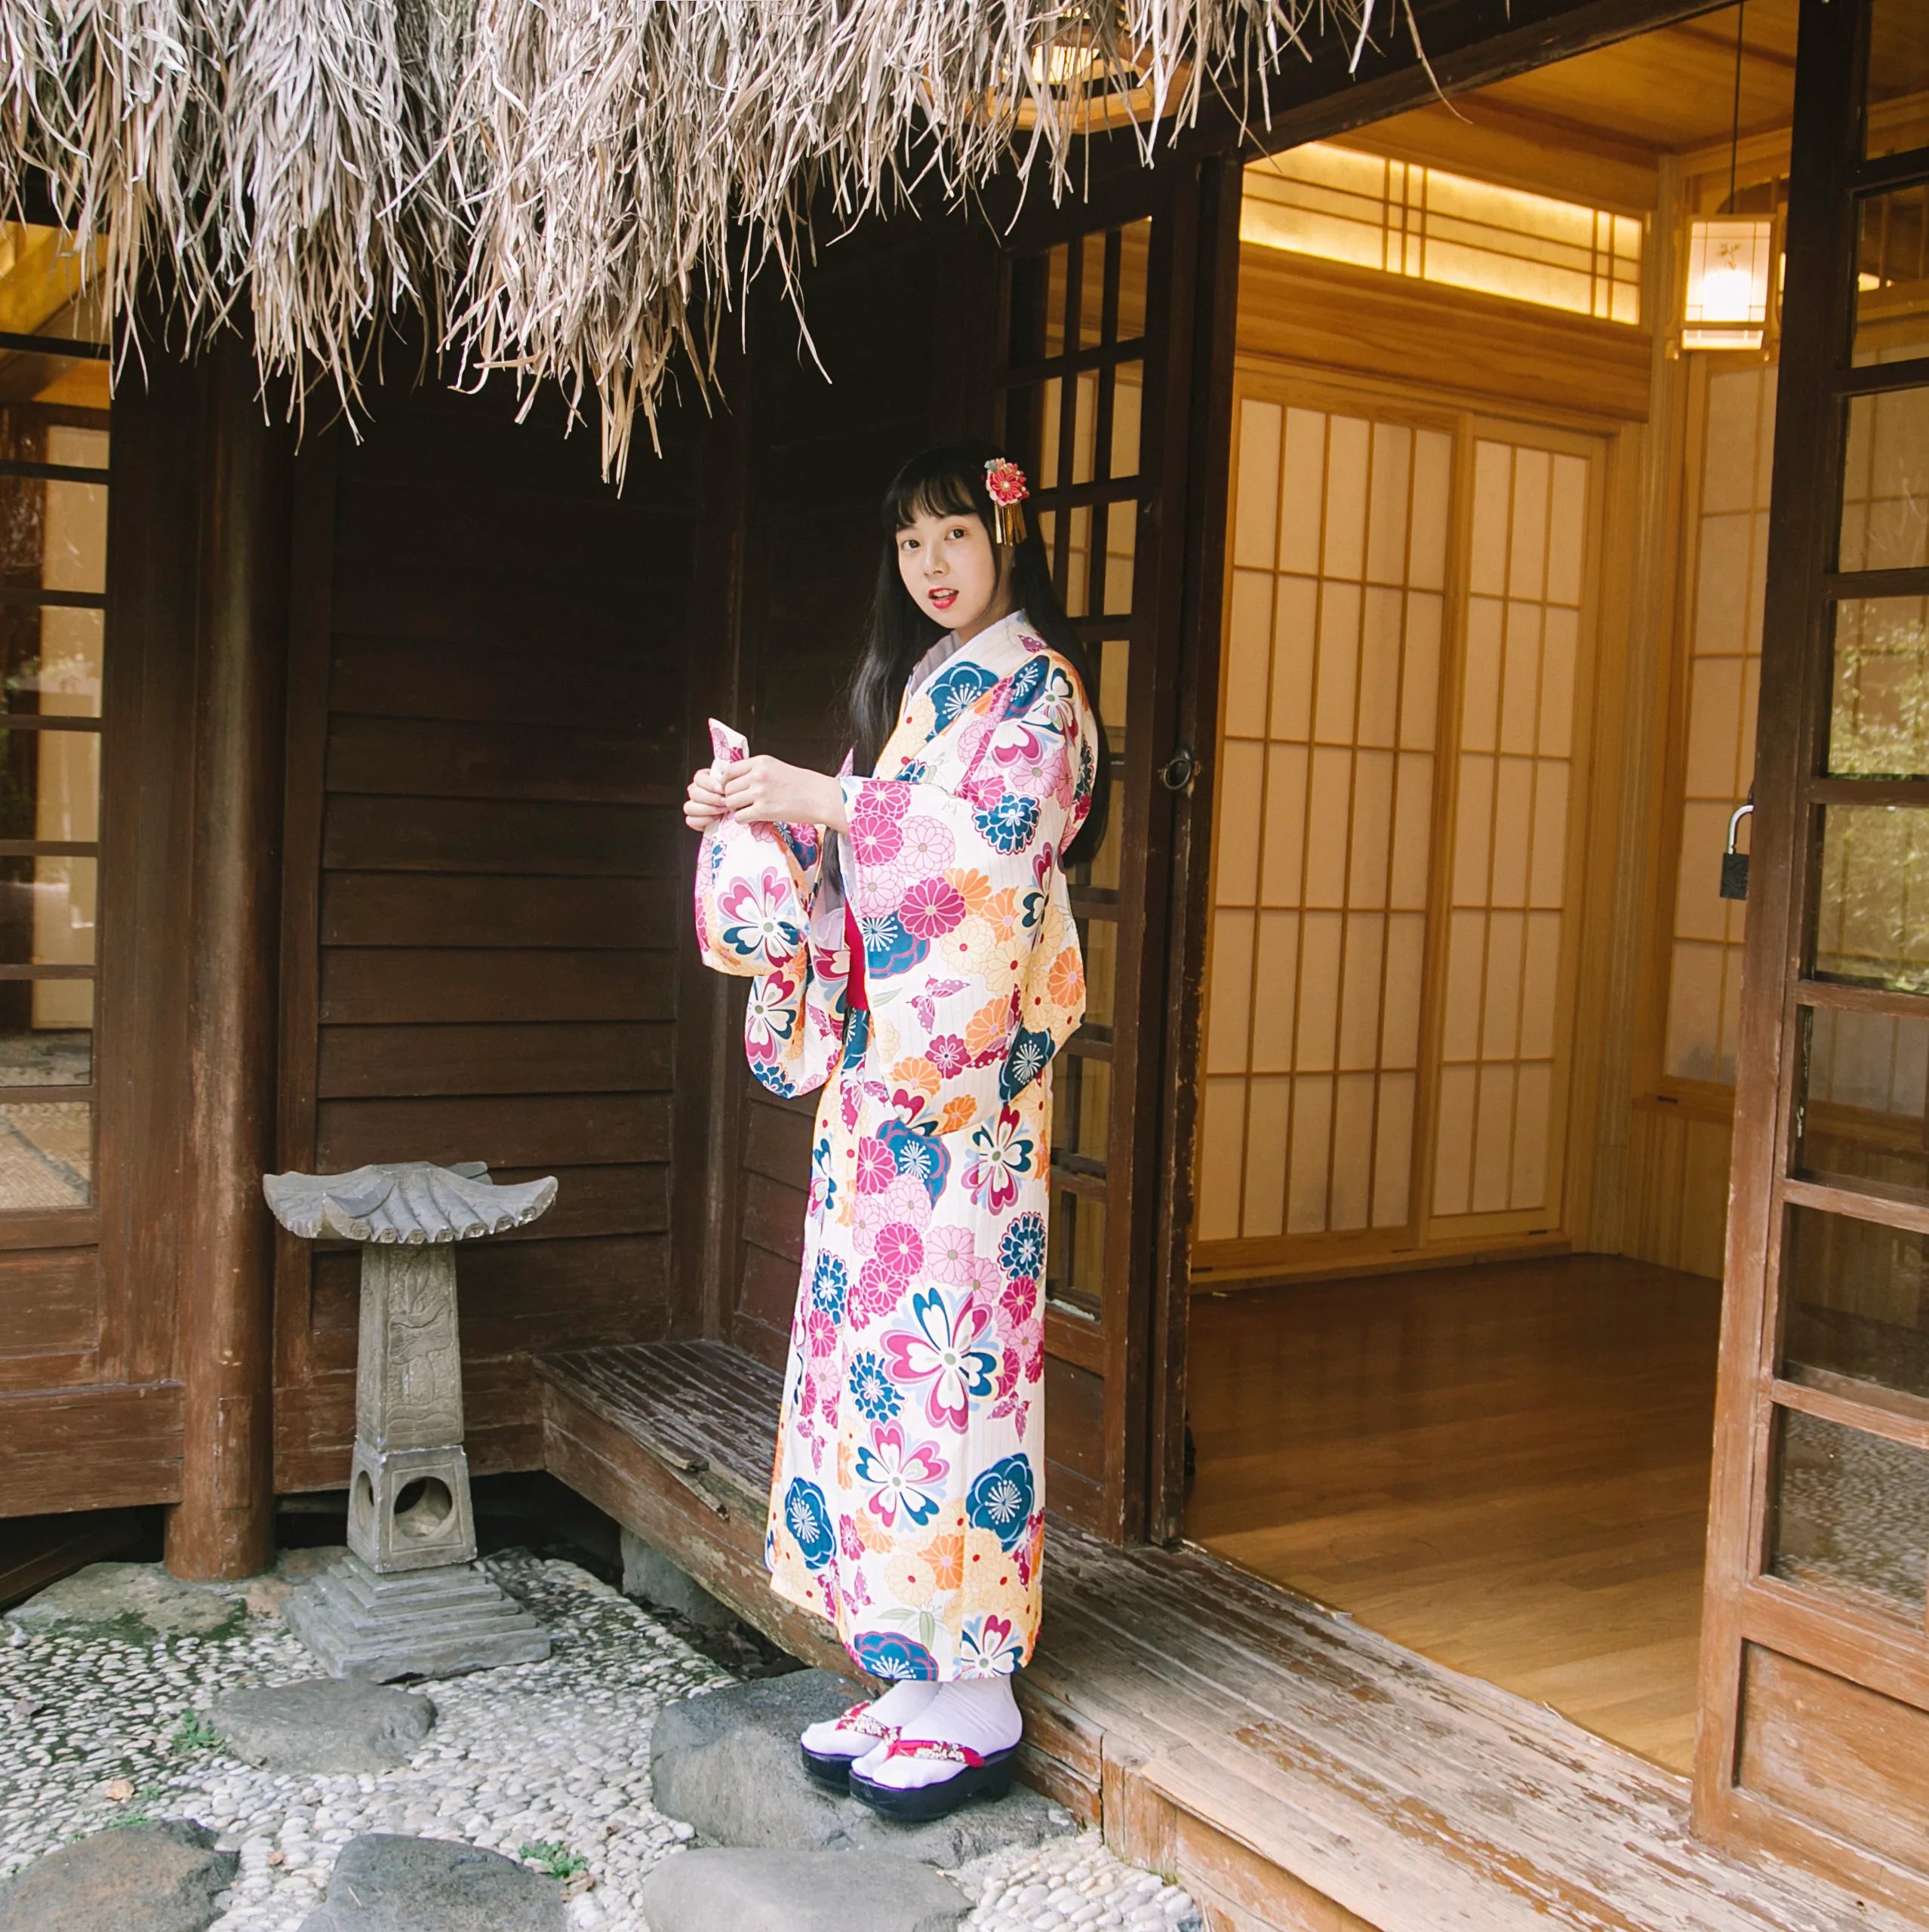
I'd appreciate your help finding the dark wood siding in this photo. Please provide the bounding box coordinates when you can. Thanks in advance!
[272,384,700,1491]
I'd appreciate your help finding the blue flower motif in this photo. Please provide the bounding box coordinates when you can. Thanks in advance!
[848,1351,902,1425]
[927,660,999,730]
[850,1631,940,1681]
[999,1214,1046,1280]
[897,758,929,783]
[1004,655,1050,714]
[999,1025,1055,1101]
[841,1005,871,1070]
[877,1116,950,1207]
[783,1478,836,1570]
[974,793,1040,854]
[811,1254,848,1321]
[967,1454,1036,1552]
[860,909,930,978]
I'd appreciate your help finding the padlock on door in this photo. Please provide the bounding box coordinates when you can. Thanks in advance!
[1720,798,1753,902]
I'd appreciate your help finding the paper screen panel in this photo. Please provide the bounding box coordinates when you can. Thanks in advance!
[1664,364,1774,1086]
[1431,438,1588,1221]
[1198,393,1448,1241]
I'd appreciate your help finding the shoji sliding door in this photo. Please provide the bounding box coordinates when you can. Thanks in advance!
[1195,374,1604,1275]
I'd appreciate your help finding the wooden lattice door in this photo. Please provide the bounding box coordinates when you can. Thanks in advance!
[1697,0,1929,1907]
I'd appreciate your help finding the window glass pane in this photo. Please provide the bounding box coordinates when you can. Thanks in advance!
[1070,370,1098,488]
[1771,1404,1928,1620]
[1856,182,1929,348]
[1840,382,1929,571]
[1096,636,1129,740]
[1045,243,1069,357]
[1814,805,1929,992]
[1099,497,1137,619]
[1052,1053,1109,1164]
[1829,596,1929,777]
[1866,0,1929,157]
[1109,360,1143,481]
[1075,915,1115,1030]
[0,1013,91,1088]
[0,725,100,843]
[1115,219,1150,342]
[1077,232,1107,349]
[1060,505,1092,617]
[1076,792,1121,893]
[0,1096,90,1208]
[1046,1185,1104,1319]
[1784,1204,1929,1401]
[1798,1001,1929,1194]
[0,854,97,968]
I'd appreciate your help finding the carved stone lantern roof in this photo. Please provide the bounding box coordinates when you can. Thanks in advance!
[263,1161,556,1246]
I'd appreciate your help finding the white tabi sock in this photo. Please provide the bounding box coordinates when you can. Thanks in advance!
[855,1675,1023,1789]
[800,1678,939,1760]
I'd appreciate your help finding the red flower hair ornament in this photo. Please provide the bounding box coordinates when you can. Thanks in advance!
[983,457,1030,547]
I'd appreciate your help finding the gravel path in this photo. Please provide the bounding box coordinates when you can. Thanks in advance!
[2,1552,1202,1931]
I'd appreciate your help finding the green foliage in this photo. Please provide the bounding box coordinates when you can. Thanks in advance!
[169,1711,223,1754]
[519,1839,589,1881]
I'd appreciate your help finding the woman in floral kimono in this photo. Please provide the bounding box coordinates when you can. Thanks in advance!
[684,443,1108,1821]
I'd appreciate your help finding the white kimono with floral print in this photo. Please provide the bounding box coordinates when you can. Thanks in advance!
[693,611,1096,1680]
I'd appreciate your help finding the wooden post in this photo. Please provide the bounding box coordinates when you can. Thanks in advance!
[165,343,292,1580]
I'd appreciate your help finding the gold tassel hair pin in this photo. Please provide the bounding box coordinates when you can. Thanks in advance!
[984,457,1030,547]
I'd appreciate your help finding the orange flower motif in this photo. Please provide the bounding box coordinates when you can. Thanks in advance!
[946,868,993,917]
[837,1437,855,1490]
[1046,947,1085,1008]
[891,1056,942,1100]
[964,997,1012,1060]
[982,888,1020,942]
[920,1531,965,1592]
[854,1509,895,1555]
[939,1094,980,1136]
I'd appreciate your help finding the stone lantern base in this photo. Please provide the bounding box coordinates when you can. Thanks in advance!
[284,1551,551,1683]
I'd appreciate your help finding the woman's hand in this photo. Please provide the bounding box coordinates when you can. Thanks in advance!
[685,766,729,832]
[720,756,849,833]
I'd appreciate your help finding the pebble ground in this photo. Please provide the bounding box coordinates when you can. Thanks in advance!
[1,1551,1203,1931]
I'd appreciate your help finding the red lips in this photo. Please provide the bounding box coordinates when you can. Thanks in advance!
[928,587,957,609]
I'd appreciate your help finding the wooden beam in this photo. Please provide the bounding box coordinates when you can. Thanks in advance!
[165,343,292,1581]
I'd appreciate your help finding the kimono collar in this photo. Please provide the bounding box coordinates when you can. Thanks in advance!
[906,608,1036,706]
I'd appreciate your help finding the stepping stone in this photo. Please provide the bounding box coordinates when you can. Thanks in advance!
[5,1563,246,1644]
[295,1835,564,1931]
[651,1672,1078,1868]
[638,1848,969,1932]
[208,1678,435,1773]
[0,1820,238,1932]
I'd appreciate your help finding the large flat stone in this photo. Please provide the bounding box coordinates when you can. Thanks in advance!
[294,1835,564,1931]
[0,1820,238,1932]
[208,1678,435,1773]
[5,1564,247,1643]
[637,1848,969,1932]
[651,1674,1078,1867]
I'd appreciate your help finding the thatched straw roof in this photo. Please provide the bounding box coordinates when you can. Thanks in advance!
[0,1,1370,475]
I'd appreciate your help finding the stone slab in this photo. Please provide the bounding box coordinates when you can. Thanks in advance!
[0,1820,238,1932]
[208,1678,435,1773]
[5,1564,248,1644]
[294,1835,565,1931]
[651,1674,1078,1867]
[283,1552,549,1681]
[637,1848,969,1932]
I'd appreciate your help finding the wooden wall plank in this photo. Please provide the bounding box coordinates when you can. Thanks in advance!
[315,1021,674,1099]
[320,873,677,949]
[316,1094,671,1171]
[0,1382,183,1515]
[0,1248,100,1356]
[327,716,681,805]
[320,949,672,1024]
[322,796,680,876]
[330,637,666,730]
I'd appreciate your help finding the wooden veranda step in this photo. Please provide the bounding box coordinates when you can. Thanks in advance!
[534,1340,1907,1932]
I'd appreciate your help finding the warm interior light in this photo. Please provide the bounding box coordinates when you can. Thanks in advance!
[1684,217,1774,350]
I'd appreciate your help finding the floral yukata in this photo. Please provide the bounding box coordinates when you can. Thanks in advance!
[694,611,1096,1681]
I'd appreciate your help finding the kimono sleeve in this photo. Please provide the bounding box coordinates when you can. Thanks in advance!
[838,654,1095,1134]
[694,817,848,1101]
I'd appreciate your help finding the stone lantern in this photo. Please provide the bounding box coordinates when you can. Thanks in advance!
[265,1160,556,1681]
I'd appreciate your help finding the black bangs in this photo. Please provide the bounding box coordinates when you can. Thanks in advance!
[882,446,989,534]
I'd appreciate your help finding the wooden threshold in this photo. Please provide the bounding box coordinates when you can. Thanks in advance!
[533,1340,1908,1932]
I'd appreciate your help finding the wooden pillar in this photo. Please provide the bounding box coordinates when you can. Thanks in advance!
[165,343,292,1580]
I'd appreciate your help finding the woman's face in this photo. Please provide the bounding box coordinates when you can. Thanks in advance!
[896,504,1010,638]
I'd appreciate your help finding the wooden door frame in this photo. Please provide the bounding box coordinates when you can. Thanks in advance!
[1693,0,1929,1907]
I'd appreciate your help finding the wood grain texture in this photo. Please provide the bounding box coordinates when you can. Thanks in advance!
[0,1381,183,1515]
[1188,1255,1721,1772]
[532,1335,1903,1932]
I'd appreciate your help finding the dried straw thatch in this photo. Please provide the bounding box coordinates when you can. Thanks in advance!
[0,1,1375,475]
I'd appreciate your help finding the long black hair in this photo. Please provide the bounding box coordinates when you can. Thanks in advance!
[848,440,1112,860]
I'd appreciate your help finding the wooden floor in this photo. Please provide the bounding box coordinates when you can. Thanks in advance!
[536,1335,1909,1932]
[1187,1254,1722,1773]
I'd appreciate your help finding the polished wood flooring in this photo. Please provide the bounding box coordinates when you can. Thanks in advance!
[1186,1255,1723,1773]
